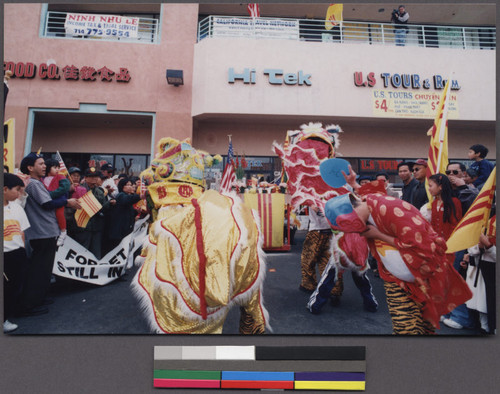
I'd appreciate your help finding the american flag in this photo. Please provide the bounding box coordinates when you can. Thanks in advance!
[55,150,70,178]
[247,3,260,18]
[220,138,236,193]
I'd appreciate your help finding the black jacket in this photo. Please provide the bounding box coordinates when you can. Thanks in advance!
[107,192,141,240]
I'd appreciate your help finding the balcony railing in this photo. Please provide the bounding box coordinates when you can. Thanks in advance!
[42,11,159,44]
[198,16,496,50]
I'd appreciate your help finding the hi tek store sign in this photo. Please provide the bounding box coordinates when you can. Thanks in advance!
[3,61,131,83]
[353,71,460,119]
[228,68,312,86]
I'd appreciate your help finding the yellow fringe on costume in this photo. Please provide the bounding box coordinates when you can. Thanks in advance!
[133,190,269,334]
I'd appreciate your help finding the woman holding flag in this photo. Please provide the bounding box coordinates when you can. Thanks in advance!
[421,173,462,264]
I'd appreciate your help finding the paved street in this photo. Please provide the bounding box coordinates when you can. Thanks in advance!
[10,231,481,336]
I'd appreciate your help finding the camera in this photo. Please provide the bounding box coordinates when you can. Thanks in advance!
[392,9,398,16]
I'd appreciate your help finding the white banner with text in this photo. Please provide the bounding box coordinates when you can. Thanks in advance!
[64,13,139,38]
[212,17,299,40]
[53,215,149,285]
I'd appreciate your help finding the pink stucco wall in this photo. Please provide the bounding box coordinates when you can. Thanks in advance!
[4,3,198,165]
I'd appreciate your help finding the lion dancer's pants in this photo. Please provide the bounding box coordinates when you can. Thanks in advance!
[307,232,378,314]
[307,262,378,314]
[384,281,435,335]
[300,230,333,292]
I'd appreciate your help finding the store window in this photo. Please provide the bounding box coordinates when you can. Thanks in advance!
[46,152,150,178]
[225,155,282,183]
[42,4,161,43]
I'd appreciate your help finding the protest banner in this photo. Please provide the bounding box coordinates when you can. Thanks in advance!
[53,215,149,285]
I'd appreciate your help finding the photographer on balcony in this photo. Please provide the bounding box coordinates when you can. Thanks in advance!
[391,5,409,46]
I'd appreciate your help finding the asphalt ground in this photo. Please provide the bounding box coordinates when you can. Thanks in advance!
[9,231,482,336]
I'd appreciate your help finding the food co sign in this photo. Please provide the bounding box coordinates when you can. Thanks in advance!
[3,61,131,82]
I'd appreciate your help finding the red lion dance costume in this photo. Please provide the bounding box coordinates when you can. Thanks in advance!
[273,123,378,314]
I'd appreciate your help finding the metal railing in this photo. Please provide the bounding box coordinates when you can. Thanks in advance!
[43,11,159,44]
[198,16,496,50]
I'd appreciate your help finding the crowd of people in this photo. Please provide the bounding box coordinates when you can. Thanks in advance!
[300,143,495,334]
[3,157,143,333]
[3,142,496,335]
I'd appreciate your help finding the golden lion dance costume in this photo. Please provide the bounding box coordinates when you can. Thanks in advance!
[131,138,270,334]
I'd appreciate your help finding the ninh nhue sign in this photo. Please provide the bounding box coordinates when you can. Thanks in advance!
[354,71,460,119]
[64,13,139,38]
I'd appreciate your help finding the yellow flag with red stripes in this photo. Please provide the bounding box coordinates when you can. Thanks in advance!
[425,78,451,205]
[446,167,496,253]
[325,4,343,30]
[74,190,103,228]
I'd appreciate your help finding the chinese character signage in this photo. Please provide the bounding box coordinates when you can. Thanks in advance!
[64,13,139,39]
[3,61,131,83]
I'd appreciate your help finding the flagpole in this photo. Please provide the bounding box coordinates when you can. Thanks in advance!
[436,76,451,171]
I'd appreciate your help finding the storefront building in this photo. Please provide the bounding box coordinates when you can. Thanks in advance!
[4,3,496,183]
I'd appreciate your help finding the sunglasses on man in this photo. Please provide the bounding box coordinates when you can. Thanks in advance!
[445,170,460,175]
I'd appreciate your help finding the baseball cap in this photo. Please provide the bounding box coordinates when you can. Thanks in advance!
[68,167,81,174]
[85,167,101,177]
[100,163,115,172]
[357,175,372,182]
[413,159,427,167]
[20,152,43,175]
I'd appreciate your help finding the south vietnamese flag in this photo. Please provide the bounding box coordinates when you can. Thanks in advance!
[425,78,451,205]
[446,167,496,253]
[325,4,343,30]
[75,190,103,228]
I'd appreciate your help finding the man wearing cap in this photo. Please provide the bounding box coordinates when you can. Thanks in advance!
[19,153,81,315]
[68,167,87,199]
[410,159,428,209]
[446,162,479,214]
[324,190,472,334]
[375,172,399,198]
[357,175,372,186]
[65,167,87,243]
[397,161,418,203]
[440,162,479,330]
[100,163,118,198]
[74,168,115,258]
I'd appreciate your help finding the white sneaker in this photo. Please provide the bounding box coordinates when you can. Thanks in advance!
[443,318,463,330]
[3,320,18,333]
[57,230,67,247]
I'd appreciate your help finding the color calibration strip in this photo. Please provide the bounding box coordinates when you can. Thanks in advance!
[154,346,366,390]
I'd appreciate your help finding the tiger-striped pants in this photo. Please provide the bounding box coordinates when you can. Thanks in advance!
[300,230,333,292]
[384,281,435,335]
[238,307,265,335]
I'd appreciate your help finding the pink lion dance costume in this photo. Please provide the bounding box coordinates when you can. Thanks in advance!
[272,123,378,314]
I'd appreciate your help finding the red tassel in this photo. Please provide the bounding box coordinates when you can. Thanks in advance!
[191,198,207,320]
